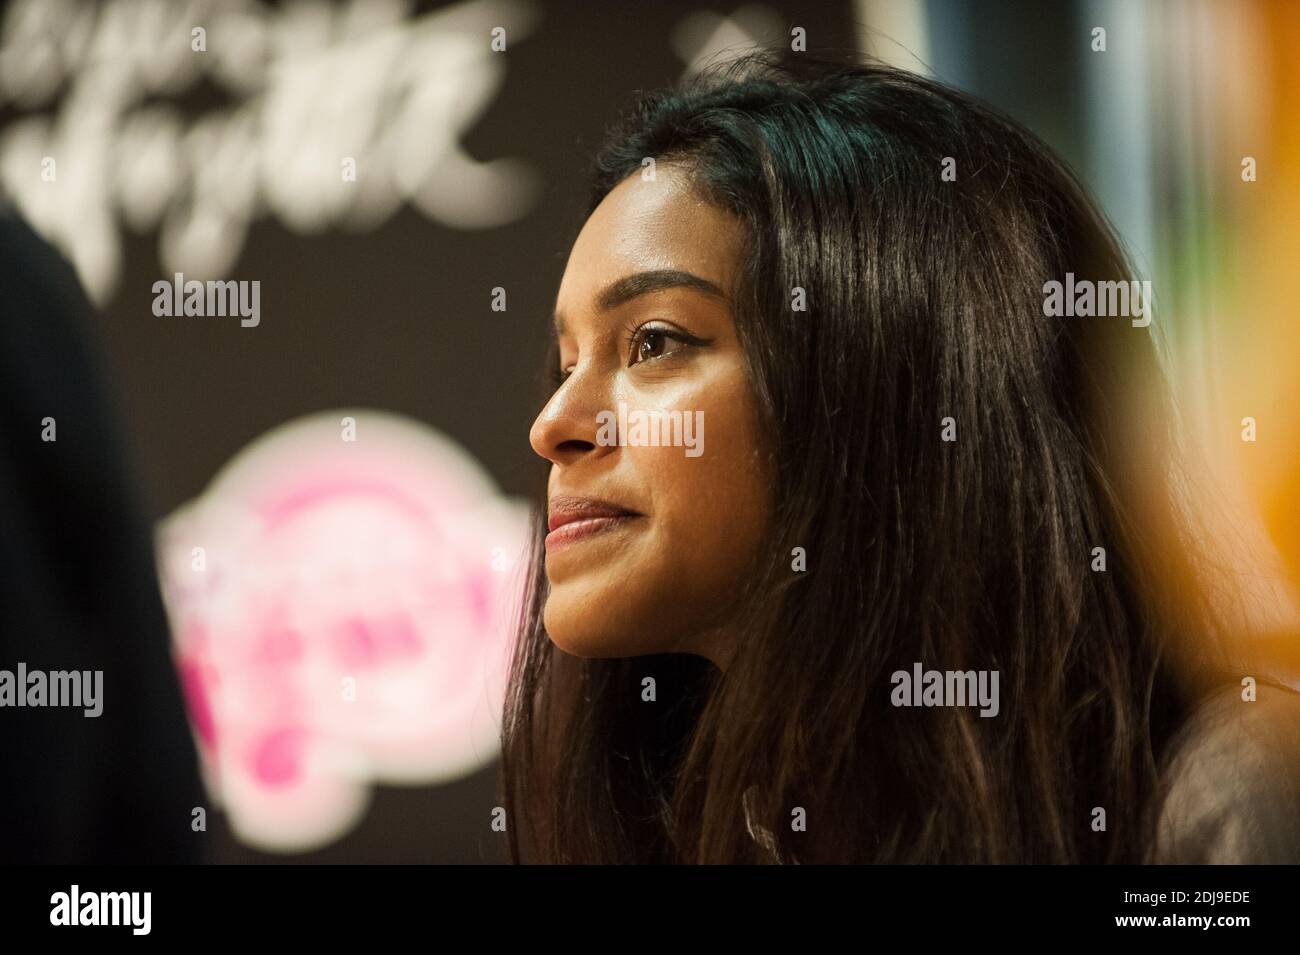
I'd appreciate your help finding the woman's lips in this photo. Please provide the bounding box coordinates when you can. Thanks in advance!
[546,497,641,552]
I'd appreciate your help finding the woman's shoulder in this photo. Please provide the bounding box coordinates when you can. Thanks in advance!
[1150,680,1300,863]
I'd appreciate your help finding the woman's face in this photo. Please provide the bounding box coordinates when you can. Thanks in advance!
[529,164,771,671]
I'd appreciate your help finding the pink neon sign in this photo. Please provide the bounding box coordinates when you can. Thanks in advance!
[156,410,529,852]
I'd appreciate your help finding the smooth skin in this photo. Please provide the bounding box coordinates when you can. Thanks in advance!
[529,163,772,673]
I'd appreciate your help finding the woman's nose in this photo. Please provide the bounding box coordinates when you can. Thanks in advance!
[528,367,612,468]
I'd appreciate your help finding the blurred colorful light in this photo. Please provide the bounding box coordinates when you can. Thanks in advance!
[156,410,529,852]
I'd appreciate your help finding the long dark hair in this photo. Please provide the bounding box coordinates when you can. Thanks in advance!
[499,50,1240,863]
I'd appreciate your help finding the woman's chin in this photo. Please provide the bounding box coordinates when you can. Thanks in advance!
[542,592,669,660]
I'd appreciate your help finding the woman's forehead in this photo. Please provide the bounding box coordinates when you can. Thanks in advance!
[559,170,744,310]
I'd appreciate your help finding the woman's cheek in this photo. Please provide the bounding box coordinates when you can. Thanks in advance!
[670,394,767,572]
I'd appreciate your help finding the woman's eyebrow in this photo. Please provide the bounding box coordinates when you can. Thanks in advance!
[552,268,727,337]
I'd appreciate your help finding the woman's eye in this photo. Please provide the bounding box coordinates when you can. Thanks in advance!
[629,326,684,366]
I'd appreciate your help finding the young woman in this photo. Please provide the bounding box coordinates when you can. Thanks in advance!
[499,51,1300,864]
